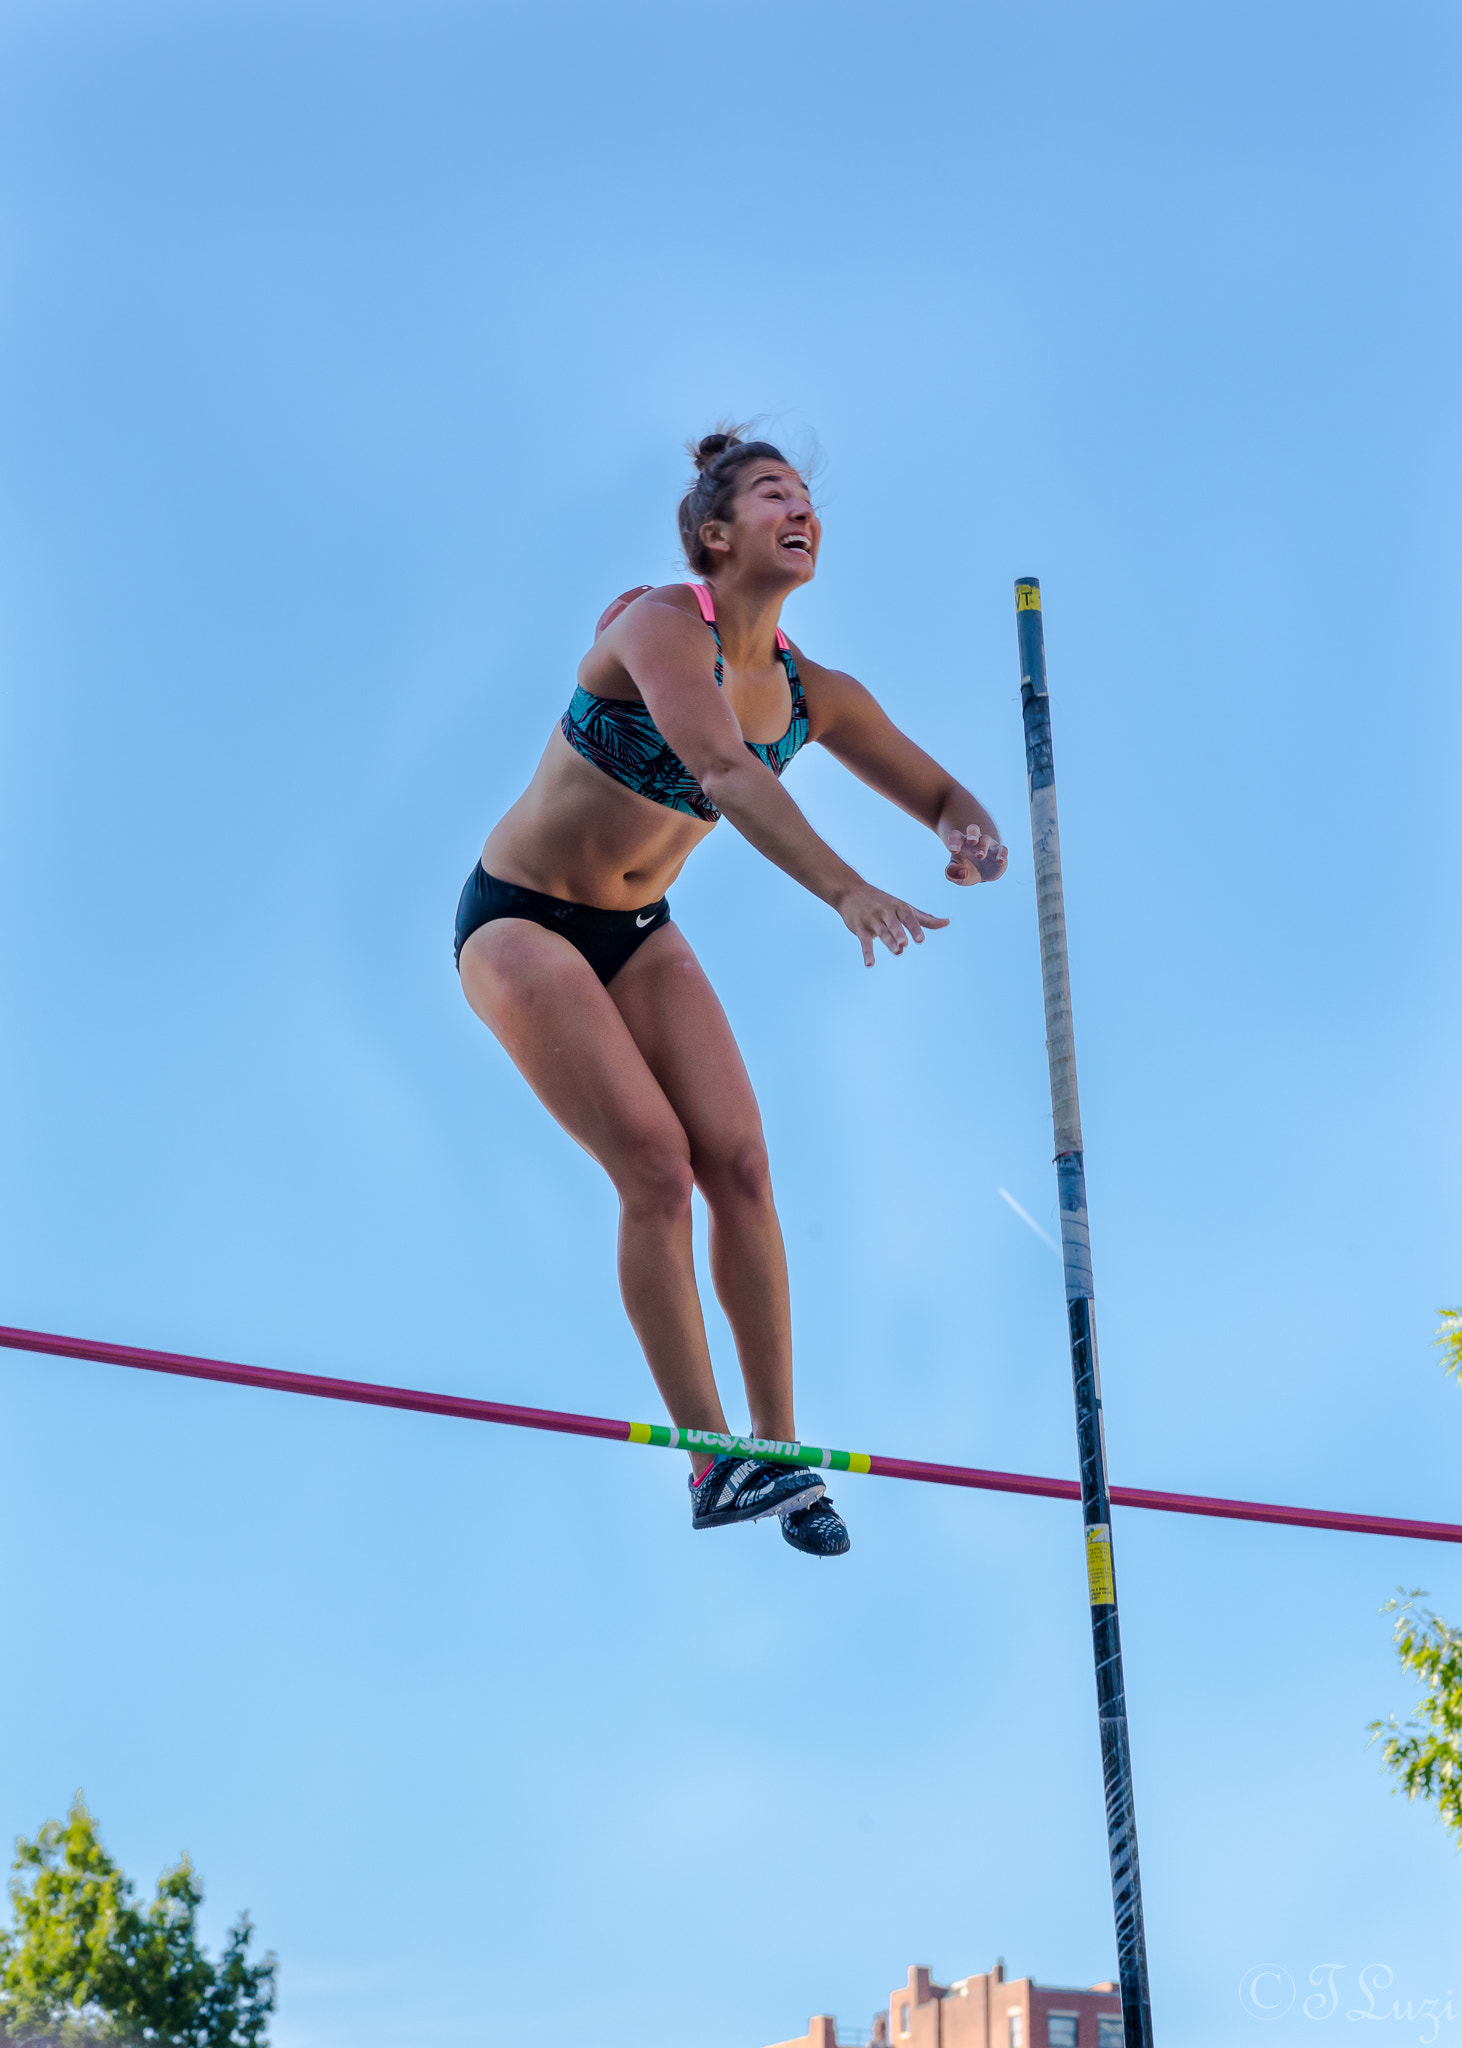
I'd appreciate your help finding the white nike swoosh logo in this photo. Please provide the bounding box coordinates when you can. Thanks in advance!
[636,912,655,927]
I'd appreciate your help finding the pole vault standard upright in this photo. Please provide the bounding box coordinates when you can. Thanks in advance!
[1016,579,1154,2048]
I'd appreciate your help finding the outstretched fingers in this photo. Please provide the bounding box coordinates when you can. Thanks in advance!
[842,881,949,965]
[861,901,949,966]
[893,901,949,947]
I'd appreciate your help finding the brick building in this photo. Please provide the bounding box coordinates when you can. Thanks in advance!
[765,1959,1122,2048]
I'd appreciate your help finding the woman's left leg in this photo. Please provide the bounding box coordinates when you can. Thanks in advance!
[607,923,795,1443]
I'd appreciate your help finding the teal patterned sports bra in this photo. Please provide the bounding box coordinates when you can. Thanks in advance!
[560,583,809,823]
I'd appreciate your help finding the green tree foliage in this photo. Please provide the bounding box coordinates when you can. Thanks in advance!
[1370,1595,1462,1846]
[0,1798,275,2047]
[1366,1311,1462,1848]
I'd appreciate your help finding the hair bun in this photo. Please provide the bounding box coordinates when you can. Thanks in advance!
[676,423,796,574]
[690,427,745,474]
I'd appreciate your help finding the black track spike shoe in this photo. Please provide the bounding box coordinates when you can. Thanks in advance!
[689,1455,825,1531]
[780,1494,851,1558]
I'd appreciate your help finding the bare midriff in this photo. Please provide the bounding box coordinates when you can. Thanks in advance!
[479,726,715,910]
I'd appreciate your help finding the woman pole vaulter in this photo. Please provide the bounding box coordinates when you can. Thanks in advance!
[455,428,1007,1557]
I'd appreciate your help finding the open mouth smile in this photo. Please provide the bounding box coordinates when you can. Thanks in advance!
[780,534,812,555]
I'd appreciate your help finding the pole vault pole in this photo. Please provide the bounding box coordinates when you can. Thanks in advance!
[1015,578,1155,2048]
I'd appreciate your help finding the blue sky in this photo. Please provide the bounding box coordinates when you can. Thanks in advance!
[1,2,1458,2045]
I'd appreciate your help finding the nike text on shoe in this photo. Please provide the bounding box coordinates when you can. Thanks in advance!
[780,1494,851,1558]
[689,1455,825,1531]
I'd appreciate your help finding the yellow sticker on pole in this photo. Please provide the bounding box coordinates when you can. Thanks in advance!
[1015,583,1042,611]
[1085,1524,1115,1606]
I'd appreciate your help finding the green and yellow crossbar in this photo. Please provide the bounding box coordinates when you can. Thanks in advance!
[627,1420,871,1473]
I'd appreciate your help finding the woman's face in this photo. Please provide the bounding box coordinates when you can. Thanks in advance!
[704,463,820,584]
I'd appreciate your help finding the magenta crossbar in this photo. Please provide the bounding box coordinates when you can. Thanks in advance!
[1,1322,1456,1546]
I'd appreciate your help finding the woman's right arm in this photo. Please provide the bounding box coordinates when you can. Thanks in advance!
[614,599,946,964]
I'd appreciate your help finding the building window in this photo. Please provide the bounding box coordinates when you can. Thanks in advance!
[1009,2014,1024,2048]
[1096,2017,1123,2048]
[1048,2015,1079,2048]
[900,2006,910,2037]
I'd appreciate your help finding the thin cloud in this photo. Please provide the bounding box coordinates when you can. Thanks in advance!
[999,1187,1060,1255]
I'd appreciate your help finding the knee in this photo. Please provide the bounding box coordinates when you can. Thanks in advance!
[699,1136,774,1211]
[618,1137,695,1224]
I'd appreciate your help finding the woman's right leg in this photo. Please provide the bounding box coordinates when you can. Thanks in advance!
[458,916,733,1462]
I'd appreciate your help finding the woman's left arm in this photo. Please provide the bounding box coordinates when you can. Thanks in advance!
[800,657,1009,886]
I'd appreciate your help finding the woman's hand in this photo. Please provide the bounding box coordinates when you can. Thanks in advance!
[835,881,949,967]
[943,824,1008,886]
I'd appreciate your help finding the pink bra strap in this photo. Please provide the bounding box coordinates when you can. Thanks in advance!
[690,582,790,651]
